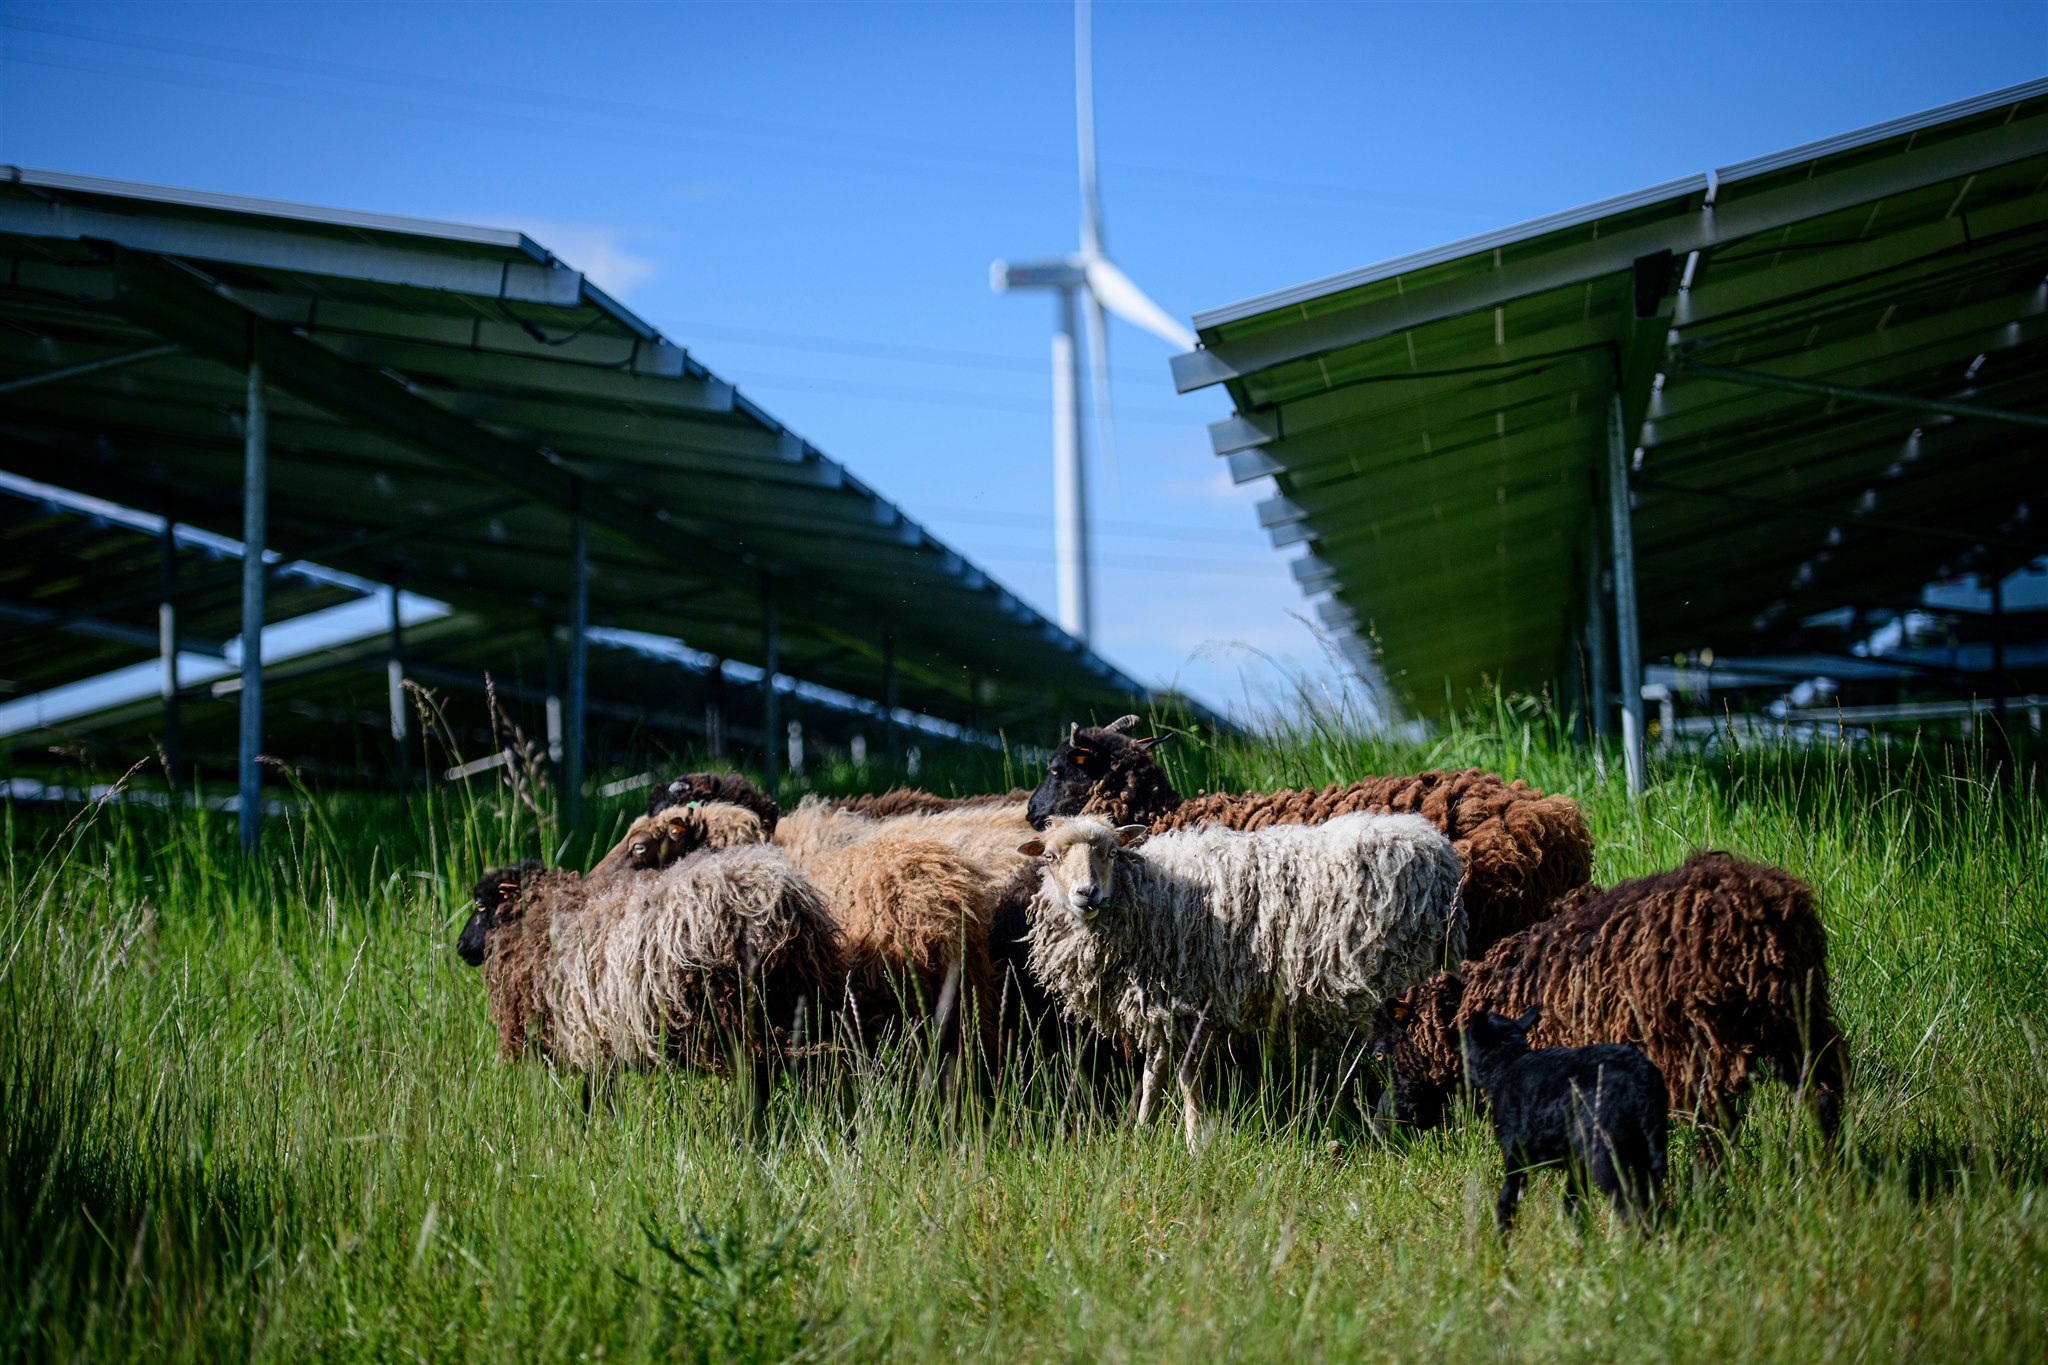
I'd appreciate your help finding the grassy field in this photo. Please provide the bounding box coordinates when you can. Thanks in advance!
[5,708,2046,1361]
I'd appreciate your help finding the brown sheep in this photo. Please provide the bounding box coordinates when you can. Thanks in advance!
[644,771,781,835]
[1024,717,1592,956]
[462,850,845,1121]
[1370,851,1844,1147]
[588,802,769,878]
[805,829,1000,1064]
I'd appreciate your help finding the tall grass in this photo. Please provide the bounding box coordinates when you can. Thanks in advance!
[3,714,2045,1360]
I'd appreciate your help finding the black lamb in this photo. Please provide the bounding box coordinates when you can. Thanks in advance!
[1460,1007,1668,1234]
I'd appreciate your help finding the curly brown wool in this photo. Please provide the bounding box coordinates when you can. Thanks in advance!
[476,864,577,1059]
[826,787,1031,818]
[1159,770,1593,955]
[1372,851,1845,1143]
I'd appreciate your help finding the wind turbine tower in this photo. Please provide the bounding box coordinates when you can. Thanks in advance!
[992,0,1194,645]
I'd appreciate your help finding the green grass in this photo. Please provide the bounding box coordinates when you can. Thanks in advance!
[4,710,2046,1361]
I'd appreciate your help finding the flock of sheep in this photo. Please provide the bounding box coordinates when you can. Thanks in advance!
[455,715,1845,1228]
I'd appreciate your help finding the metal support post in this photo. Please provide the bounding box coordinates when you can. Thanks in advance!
[1606,396,1645,798]
[882,633,900,767]
[387,584,409,786]
[705,656,727,760]
[1584,514,1610,742]
[1989,562,2008,721]
[158,518,181,792]
[564,490,589,832]
[761,574,780,788]
[237,360,268,853]
[543,627,564,764]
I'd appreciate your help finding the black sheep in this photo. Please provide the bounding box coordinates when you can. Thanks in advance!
[1460,1007,1668,1234]
[457,859,543,966]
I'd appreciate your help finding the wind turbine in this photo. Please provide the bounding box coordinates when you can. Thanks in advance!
[992,0,1195,646]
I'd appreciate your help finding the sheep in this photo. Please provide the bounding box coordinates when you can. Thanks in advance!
[1024,717,1592,956]
[1461,1007,1668,1234]
[617,789,1009,1066]
[772,795,1036,889]
[588,802,769,878]
[644,771,781,835]
[804,828,1001,1063]
[1369,851,1845,1149]
[458,849,843,1119]
[1019,812,1465,1146]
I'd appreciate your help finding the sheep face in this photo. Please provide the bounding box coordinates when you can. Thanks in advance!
[1017,818,1147,921]
[1025,715,1177,830]
[458,860,541,966]
[625,803,767,870]
[1369,977,1466,1131]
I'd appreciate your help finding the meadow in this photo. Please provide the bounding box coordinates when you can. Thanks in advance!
[4,704,2046,1361]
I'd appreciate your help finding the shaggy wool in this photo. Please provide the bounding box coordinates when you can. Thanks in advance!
[1024,813,1465,1067]
[1161,771,1593,954]
[1372,851,1844,1139]
[476,864,575,1057]
[803,829,1000,1060]
[774,796,1036,889]
[481,847,842,1074]
[1025,721,1591,957]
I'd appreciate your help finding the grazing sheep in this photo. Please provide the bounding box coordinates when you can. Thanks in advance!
[805,828,1000,1062]
[1370,851,1844,1146]
[613,791,1008,1064]
[645,771,781,836]
[1020,813,1465,1145]
[589,802,769,878]
[459,850,843,1118]
[1024,718,1592,956]
[1461,1007,1668,1234]
[828,788,1030,818]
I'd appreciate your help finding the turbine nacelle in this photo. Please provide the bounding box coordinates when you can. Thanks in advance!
[991,258,1088,294]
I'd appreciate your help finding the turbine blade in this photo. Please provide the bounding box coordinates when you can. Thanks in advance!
[1084,288,1115,470]
[1076,0,1101,256]
[1084,256,1196,352]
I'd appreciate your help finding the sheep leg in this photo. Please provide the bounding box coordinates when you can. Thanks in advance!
[1177,1016,1212,1151]
[1494,1169,1527,1234]
[1135,1051,1164,1127]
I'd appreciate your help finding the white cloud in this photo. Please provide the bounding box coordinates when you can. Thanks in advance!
[522,220,659,293]
[464,215,661,294]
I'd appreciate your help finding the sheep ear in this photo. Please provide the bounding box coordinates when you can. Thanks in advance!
[1389,999,1411,1024]
[1515,1005,1541,1033]
[1105,714,1141,733]
[1134,732,1173,751]
[1114,824,1148,847]
[1017,838,1046,857]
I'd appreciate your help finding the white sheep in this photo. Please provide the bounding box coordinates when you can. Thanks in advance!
[1018,812,1465,1145]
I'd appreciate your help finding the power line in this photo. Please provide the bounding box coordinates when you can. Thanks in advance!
[731,368,1195,424]
[679,320,1167,386]
[0,16,1521,222]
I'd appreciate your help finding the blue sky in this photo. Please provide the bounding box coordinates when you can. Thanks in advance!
[1,0,2041,718]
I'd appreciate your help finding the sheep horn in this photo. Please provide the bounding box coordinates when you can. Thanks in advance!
[1069,722,1080,745]
[1105,714,1142,733]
